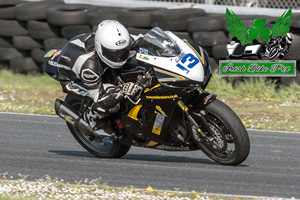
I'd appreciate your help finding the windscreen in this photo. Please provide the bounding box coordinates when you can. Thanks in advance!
[139,27,181,57]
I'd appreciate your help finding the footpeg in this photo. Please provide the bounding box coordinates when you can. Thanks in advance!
[93,130,113,138]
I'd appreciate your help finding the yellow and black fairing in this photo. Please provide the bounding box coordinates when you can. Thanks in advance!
[135,43,212,89]
[120,82,191,147]
[189,43,212,90]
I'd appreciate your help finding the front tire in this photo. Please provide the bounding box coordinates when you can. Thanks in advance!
[192,99,250,165]
[65,96,130,158]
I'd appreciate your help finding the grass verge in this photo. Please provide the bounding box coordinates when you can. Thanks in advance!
[0,173,261,200]
[0,70,299,132]
[0,70,65,115]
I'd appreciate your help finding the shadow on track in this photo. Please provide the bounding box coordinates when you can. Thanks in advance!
[123,154,218,165]
[49,150,94,157]
[49,150,221,165]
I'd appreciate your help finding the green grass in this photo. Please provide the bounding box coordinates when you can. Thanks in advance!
[0,70,299,132]
[206,74,300,132]
[0,70,65,115]
[0,174,258,200]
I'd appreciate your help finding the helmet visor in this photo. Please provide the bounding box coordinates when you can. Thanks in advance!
[101,45,130,63]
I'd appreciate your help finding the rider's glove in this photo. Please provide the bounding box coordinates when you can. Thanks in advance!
[122,82,142,97]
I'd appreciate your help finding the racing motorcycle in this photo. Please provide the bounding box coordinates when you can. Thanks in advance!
[48,27,250,166]
[264,34,293,59]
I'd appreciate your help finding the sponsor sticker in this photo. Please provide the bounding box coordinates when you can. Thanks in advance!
[81,69,99,82]
[152,112,165,135]
[51,50,61,60]
[61,55,71,62]
[44,49,57,58]
[146,95,178,99]
[115,39,126,46]
[60,113,75,125]
[139,48,148,55]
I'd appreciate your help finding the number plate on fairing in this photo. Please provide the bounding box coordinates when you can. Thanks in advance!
[152,112,165,135]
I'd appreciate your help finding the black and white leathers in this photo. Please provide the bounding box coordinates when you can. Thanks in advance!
[56,33,104,101]
[56,33,126,114]
[55,32,143,115]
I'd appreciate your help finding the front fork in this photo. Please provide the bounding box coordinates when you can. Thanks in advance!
[177,90,217,141]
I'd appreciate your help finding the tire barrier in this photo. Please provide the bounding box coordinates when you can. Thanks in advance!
[43,38,68,51]
[187,15,224,32]
[0,20,27,37]
[151,8,206,31]
[118,7,166,28]
[0,37,13,48]
[0,47,25,61]
[31,48,46,64]
[12,36,43,50]
[88,7,122,26]
[9,57,41,74]
[15,0,64,21]
[0,1,298,86]
[192,31,229,46]
[0,0,24,20]
[61,25,92,40]
[28,20,61,40]
[47,4,97,26]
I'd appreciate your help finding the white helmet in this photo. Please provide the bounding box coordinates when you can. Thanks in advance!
[95,20,131,69]
[286,32,294,44]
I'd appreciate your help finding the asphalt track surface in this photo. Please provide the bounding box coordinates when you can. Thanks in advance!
[0,112,300,198]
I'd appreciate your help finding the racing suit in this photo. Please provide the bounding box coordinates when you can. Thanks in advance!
[51,33,138,129]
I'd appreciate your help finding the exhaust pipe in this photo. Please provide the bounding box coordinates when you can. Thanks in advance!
[54,98,94,136]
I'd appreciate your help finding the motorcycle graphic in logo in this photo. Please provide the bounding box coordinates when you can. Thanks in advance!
[226,8,293,60]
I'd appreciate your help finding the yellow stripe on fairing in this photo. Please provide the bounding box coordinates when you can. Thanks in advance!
[185,42,205,65]
[144,83,161,93]
[154,67,186,82]
[127,105,143,121]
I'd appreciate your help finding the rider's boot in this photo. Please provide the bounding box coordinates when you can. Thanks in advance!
[83,109,97,130]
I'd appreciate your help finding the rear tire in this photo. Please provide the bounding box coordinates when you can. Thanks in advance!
[65,96,131,158]
[191,99,250,165]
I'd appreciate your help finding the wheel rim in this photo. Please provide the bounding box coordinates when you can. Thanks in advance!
[199,110,236,160]
[269,48,279,59]
[70,101,114,154]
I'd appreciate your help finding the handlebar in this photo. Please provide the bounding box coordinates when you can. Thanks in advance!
[136,71,152,87]
[125,71,152,105]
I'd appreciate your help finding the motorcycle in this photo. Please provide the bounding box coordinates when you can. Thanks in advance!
[47,27,250,165]
[264,35,291,59]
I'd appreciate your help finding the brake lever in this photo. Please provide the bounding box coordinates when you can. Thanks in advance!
[124,94,141,105]
[125,70,152,105]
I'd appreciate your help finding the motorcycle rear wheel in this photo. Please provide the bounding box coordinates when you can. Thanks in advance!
[192,99,250,165]
[65,96,131,158]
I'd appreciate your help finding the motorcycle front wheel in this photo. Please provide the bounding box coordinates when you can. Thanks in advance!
[268,47,279,59]
[191,99,250,165]
[65,96,131,158]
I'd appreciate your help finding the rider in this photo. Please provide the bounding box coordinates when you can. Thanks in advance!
[48,20,142,134]
[264,32,294,59]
